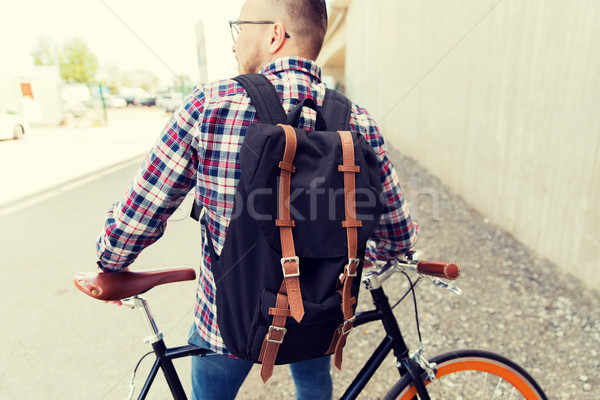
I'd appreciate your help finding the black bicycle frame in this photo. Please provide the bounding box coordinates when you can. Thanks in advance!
[340,286,430,400]
[143,285,429,400]
[139,343,207,400]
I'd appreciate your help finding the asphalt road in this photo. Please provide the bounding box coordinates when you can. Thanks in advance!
[0,157,204,399]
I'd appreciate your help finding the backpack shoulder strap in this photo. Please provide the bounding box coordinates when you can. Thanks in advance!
[321,89,352,131]
[191,74,285,221]
[233,74,287,125]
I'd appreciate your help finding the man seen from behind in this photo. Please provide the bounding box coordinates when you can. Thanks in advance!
[96,0,417,399]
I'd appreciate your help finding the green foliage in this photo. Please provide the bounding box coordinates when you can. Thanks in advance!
[31,36,57,66]
[59,37,99,83]
[30,36,98,83]
[31,37,189,94]
[173,74,195,94]
[97,66,160,94]
[98,65,122,94]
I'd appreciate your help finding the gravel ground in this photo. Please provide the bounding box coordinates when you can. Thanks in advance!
[236,149,600,399]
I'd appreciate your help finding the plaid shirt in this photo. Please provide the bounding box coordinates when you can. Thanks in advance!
[97,57,417,354]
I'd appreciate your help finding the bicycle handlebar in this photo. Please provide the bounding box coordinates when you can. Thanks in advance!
[416,260,460,280]
[363,252,461,292]
[73,252,460,301]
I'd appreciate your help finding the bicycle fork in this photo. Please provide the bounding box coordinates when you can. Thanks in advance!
[370,288,433,400]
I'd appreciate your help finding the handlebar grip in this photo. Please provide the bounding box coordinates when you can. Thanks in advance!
[416,261,460,280]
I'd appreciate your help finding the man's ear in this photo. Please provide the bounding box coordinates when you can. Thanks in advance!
[268,22,287,54]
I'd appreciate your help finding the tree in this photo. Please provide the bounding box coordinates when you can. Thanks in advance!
[59,37,99,83]
[31,36,57,66]
[173,74,195,94]
[96,64,122,94]
[31,37,99,83]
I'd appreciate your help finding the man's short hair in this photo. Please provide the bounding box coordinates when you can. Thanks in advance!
[282,0,328,59]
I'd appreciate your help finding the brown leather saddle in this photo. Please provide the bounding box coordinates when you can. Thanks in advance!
[74,267,196,301]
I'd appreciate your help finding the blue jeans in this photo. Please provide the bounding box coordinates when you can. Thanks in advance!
[189,325,332,400]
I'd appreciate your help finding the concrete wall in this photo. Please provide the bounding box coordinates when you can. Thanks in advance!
[326,0,600,290]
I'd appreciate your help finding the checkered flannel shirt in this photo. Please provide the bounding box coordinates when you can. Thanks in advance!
[96,57,418,354]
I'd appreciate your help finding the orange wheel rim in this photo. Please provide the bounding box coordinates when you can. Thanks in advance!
[396,357,541,399]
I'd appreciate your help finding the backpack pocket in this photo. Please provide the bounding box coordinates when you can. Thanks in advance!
[248,289,344,364]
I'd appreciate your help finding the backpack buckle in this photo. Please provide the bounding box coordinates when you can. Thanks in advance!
[267,326,287,344]
[342,315,356,335]
[345,258,360,277]
[281,257,300,278]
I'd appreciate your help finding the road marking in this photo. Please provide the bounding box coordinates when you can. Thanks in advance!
[0,155,145,217]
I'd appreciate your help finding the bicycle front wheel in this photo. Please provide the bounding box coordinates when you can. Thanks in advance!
[384,349,548,400]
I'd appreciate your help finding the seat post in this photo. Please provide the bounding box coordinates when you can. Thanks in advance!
[122,296,164,344]
[122,296,188,399]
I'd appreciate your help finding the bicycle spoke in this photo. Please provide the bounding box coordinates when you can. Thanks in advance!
[481,372,487,400]
[418,369,532,399]
[491,377,502,400]
[509,385,517,400]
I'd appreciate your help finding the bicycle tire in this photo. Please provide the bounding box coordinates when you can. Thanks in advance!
[383,349,548,400]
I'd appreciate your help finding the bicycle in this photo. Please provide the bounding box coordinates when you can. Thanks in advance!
[74,251,548,399]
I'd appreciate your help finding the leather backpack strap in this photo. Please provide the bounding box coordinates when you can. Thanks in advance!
[191,74,287,221]
[258,282,291,383]
[259,123,304,382]
[327,130,362,370]
[233,74,287,125]
[275,124,305,323]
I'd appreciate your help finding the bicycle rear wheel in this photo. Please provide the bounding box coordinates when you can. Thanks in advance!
[384,349,548,400]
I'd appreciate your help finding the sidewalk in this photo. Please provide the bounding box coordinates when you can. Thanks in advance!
[0,107,170,209]
[236,148,599,399]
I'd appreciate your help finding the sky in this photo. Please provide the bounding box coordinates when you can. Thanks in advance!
[0,0,246,84]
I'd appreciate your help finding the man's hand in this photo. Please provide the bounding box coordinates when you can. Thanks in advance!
[104,300,123,306]
[96,264,129,305]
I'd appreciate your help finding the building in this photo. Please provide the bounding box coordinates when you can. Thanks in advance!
[0,65,64,126]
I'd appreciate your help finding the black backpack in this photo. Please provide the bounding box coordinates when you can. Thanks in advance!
[192,74,384,382]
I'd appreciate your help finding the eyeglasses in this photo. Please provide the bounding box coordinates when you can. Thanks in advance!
[229,20,291,44]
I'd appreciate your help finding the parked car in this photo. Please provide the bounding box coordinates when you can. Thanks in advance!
[107,95,127,108]
[0,113,29,140]
[156,92,184,113]
[132,91,156,107]
[62,84,92,118]
[119,87,146,106]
